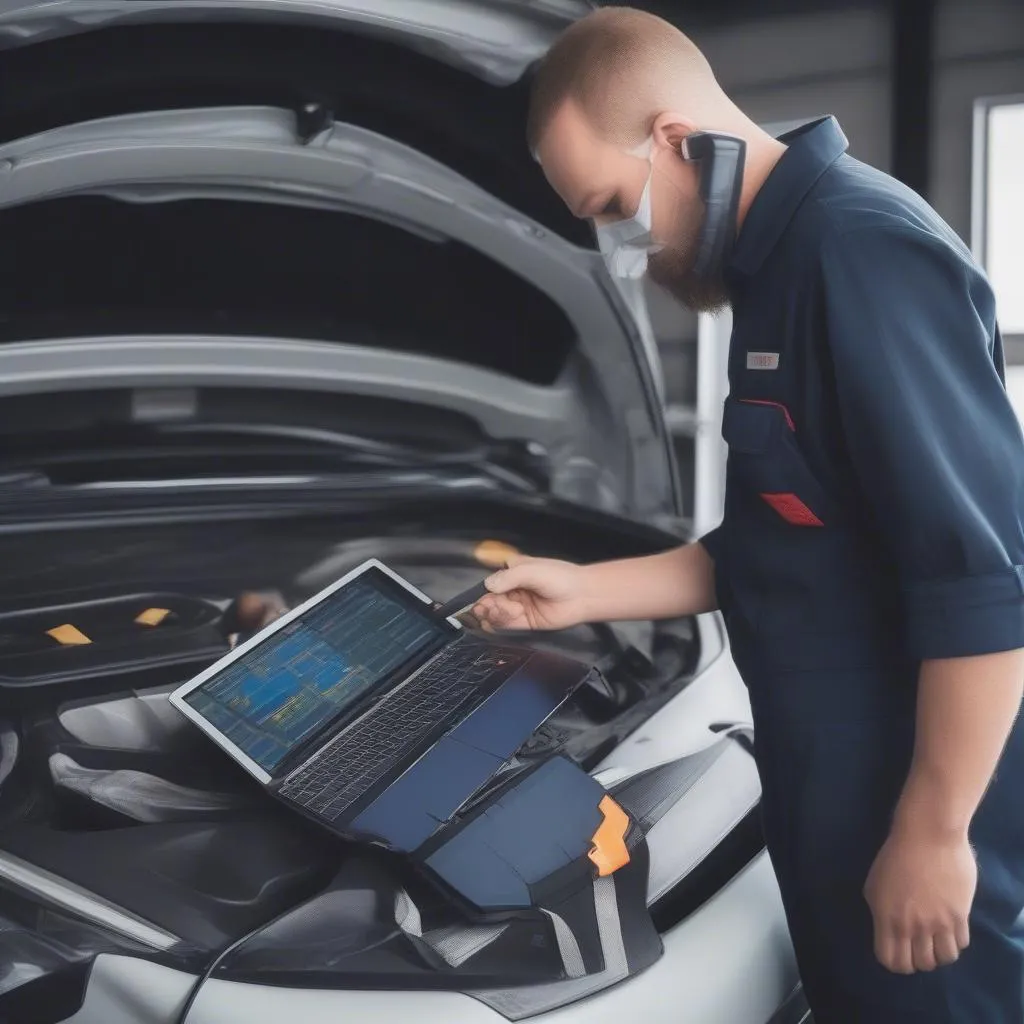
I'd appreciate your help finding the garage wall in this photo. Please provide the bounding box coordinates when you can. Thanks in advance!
[932,0,1024,419]
[931,0,1024,243]
[697,7,893,171]
[682,0,1024,245]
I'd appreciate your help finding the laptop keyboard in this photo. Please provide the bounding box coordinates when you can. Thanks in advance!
[278,643,529,822]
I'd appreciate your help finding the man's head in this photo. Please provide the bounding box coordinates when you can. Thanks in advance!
[527,7,776,311]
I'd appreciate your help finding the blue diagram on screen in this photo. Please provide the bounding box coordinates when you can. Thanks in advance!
[186,577,447,772]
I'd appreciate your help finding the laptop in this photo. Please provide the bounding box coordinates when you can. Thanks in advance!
[169,559,592,853]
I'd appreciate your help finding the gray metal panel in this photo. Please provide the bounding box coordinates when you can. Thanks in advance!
[0,0,589,85]
[0,852,180,950]
[0,336,577,450]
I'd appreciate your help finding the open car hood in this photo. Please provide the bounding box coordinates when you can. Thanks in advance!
[0,0,594,85]
[0,105,679,525]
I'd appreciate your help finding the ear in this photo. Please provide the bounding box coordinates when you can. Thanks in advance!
[651,111,699,152]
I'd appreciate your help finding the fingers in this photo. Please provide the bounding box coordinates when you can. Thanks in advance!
[953,914,970,952]
[911,931,938,973]
[875,918,968,974]
[473,594,527,631]
[484,558,536,596]
[260,603,288,628]
[934,927,963,967]
[875,924,914,975]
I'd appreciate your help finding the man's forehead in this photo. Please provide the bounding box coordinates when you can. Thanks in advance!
[535,102,604,161]
[535,108,623,210]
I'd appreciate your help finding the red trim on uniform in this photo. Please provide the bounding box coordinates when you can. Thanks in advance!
[760,492,823,526]
[740,399,795,431]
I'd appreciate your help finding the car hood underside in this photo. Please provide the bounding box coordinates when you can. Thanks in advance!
[0,0,592,86]
[0,105,678,525]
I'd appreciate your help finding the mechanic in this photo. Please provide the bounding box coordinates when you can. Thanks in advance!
[471,8,1024,1022]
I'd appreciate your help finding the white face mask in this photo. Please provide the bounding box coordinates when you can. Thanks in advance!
[594,137,663,279]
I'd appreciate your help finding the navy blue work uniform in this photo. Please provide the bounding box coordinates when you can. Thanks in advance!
[701,117,1024,1022]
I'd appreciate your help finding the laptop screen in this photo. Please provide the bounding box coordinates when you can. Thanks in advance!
[183,568,452,774]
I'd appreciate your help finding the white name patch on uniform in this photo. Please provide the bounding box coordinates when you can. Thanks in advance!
[746,351,780,370]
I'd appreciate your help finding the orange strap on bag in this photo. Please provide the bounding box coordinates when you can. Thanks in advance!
[587,796,631,876]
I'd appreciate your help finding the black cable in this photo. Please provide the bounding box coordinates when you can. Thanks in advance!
[171,898,304,1024]
[172,940,240,1024]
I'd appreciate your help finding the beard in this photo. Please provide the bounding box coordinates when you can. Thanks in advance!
[646,203,732,315]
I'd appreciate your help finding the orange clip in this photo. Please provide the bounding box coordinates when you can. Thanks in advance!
[46,623,92,646]
[135,607,172,627]
[587,795,631,877]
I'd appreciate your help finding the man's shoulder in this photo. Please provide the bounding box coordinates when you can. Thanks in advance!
[789,155,974,274]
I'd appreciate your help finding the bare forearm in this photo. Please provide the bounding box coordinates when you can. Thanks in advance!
[893,648,1024,838]
[577,543,718,622]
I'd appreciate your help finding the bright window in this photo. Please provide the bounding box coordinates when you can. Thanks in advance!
[974,97,1024,337]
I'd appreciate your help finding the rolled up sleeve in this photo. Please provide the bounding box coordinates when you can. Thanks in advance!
[821,221,1024,660]
[698,523,726,565]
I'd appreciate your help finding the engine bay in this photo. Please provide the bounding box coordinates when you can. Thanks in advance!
[0,502,699,765]
[0,501,706,999]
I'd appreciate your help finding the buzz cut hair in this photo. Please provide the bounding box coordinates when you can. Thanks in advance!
[526,6,716,156]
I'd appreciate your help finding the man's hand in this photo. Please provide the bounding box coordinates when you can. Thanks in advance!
[864,824,976,974]
[474,543,719,632]
[866,648,1024,974]
[474,556,590,632]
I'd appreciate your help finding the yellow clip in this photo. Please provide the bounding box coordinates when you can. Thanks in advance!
[587,796,631,877]
[135,608,172,627]
[46,624,92,646]
[473,540,521,569]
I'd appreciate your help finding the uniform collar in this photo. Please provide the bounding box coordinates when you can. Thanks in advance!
[728,116,849,279]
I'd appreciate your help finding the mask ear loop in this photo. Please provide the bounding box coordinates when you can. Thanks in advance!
[625,135,655,212]
[616,136,662,251]
[627,136,653,158]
